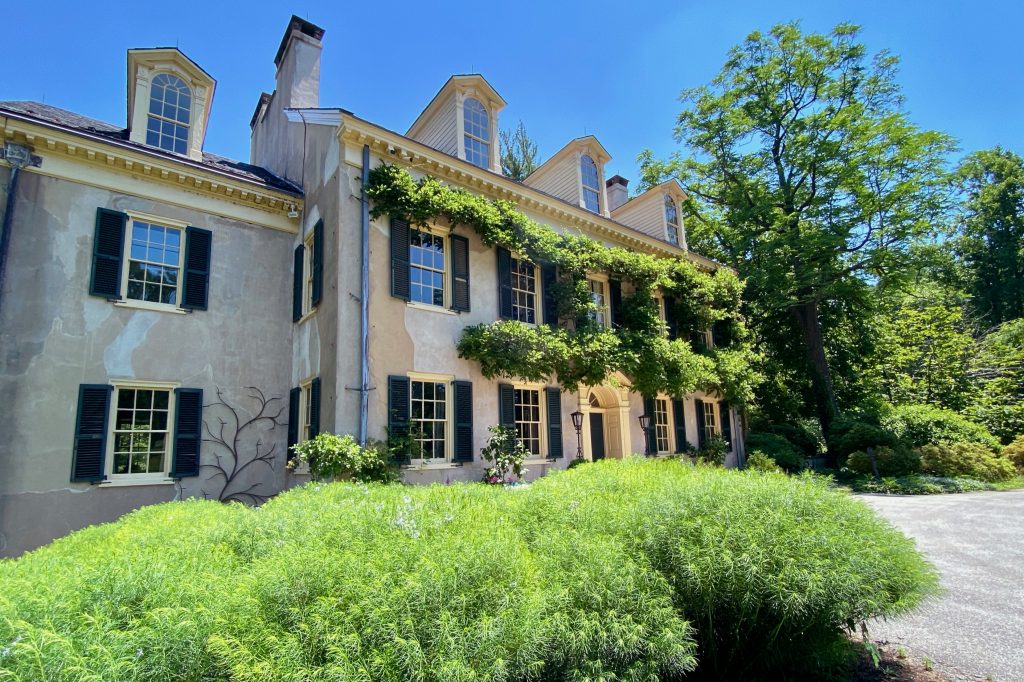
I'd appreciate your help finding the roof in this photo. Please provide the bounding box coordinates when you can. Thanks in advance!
[0,101,301,195]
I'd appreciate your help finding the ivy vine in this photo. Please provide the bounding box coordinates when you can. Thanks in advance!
[365,164,761,403]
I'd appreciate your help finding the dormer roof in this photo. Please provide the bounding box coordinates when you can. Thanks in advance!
[407,74,506,140]
[524,135,611,185]
[611,178,689,248]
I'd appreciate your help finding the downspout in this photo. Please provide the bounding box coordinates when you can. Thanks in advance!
[358,144,370,445]
[0,143,38,317]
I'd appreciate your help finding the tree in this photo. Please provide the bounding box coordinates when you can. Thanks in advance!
[639,23,954,456]
[500,121,539,181]
[970,318,1024,443]
[953,147,1024,327]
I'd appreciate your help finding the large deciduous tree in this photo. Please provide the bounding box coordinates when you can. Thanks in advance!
[640,23,954,453]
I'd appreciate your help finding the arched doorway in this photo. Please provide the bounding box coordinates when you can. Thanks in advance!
[581,384,629,460]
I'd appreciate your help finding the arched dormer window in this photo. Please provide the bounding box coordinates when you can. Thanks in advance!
[146,74,192,154]
[463,97,490,168]
[665,195,680,246]
[581,154,600,212]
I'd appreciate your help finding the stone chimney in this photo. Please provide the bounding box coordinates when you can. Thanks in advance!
[274,16,325,109]
[606,175,629,212]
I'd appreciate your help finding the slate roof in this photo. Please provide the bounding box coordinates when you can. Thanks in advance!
[0,100,301,195]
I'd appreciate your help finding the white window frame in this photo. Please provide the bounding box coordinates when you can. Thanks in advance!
[103,379,179,486]
[509,254,539,325]
[580,154,601,213]
[408,225,451,311]
[665,195,680,246]
[512,383,548,460]
[115,211,188,315]
[297,378,315,445]
[408,372,455,467]
[703,400,719,443]
[653,397,673,454]
[145,72,193,155]
[462,97,491,169]
[587,275,610,328]
[300,230,316,319]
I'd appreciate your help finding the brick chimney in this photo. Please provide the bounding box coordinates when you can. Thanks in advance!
[274,15,325,109]
[606,175,629,212]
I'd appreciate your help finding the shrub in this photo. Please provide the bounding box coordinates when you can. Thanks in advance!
[746,450,783,472]
[882,403,1001,450]
[830,418,899,462]
[844,474,994,495]
[696,435,728,466]
[846,446,921,477]
[479,425,529,484]
[1003,435,1024,471]
[289,432,398,483]
[767,422,821,459]
[0,460,937,681]
[918,442,1016,482]
[745,432,804,471]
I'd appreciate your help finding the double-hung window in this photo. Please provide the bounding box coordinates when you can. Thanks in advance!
[410,228,446,307]
[125,218,182,305]
[111,386,172,478]
[514,387,543,457]
[510,257,537,323]
[703,400,719,442]
[653,398,671,454]
[665,196,680,246]
[588,278,609,328]
[581,154,600,213]
[463,97,490,169]
[146,73,191,154]
[411,378,449,463]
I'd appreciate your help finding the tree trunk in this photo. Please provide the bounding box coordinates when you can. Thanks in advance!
[791,299,840,465]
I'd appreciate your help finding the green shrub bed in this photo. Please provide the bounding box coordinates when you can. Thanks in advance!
[0,459,937,680]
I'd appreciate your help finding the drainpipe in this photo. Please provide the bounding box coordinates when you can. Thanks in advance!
[358,144,370,445]
[0,143,40,316]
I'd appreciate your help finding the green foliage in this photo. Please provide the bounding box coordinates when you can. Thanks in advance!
[846,446,921,477]
[0,460,937,680]
[839,473,995,495]
[289,433,398,483]
[695,436,728,466]
[745,450,783,473]
[1003,435,1024,471]
[745,432,805,471]
[830,419,900,462]
[881,403,1001,450]
[499,120,539,181]
[970,319,1024,443]
[479,425,529,484]
[918,442,1016,482]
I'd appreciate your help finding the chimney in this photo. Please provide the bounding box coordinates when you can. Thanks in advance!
[606,175,629,212]
[274,16,325,109]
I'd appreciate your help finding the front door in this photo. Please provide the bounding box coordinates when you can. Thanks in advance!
[590,412,606,460]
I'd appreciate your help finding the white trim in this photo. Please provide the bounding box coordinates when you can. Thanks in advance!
[113,299,188,315]
[99,477,176,487]
[104,381,180,483]
[406,373,455,466]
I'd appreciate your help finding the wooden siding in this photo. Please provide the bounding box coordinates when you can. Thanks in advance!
[613,194,666,241]
[525,154,580,206]
[409,96,458,157]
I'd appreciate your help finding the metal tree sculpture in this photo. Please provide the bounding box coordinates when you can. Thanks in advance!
[201,386,285,504]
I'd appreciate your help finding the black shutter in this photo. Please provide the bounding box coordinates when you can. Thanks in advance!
[309,377,321,439]
[90,208,126,298]
[695,398,707,450]
[497,247,513,319]
[719,401,732,450]
[292,243,304,322]
[609,279,623,328]
[71,384,112,482]
[450,234,471,312]
[388,375,411,464]
[546,387,563,459]
[171,388,203,478]
[541,262,558,327]
[391,217,411,301]
[664,295,678,339]
[673,398,688,453]
[311,219,324,307]
[643,396,656,455]
[182,227,212,310]
[287,387,300,460]
[498,383,515,429]
[453,380,474,462]
[712,320,728,348]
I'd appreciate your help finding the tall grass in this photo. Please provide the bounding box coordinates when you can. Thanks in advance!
[0,459,936,680]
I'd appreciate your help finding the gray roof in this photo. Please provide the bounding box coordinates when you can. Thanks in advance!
[0,101,301,195]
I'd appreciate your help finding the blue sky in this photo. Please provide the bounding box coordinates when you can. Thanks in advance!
[4,1,1022,184]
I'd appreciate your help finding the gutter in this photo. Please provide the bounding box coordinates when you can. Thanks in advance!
[358,144,371,445]
[0,143,41,316]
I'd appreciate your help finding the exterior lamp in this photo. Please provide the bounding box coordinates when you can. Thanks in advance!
[638,414,651,456]
[570,410,584,459]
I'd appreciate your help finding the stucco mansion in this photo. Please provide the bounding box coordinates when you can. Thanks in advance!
[0,17,745,556]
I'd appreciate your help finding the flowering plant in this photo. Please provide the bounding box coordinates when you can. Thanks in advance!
[480,425,529,484]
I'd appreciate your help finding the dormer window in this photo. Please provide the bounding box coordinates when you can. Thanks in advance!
[463,97,490,168]
[146,74,192,154]
[665,195,680,246]
[581,154,600,212]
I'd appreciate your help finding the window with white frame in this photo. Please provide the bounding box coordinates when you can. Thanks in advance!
[654,398,671,453]
[514,387,543,456]
[125,218,182,305]
[463,97,490,168]
[581,154,600,213]
[303,231,316,314]
[411,379,449,462]
[665,195,680,246]
[510,257,537,323]
[410,228,446,306]
[703,401,719,443]
[110,386,172,477]
[298,381,314,444]
[588,278,609,328]
[146,74,191,154]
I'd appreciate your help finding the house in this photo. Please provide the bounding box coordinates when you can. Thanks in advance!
[0,16,745,557]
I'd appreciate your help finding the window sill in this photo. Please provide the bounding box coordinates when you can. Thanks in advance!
[297,308,319,325]
[406,302,458,316]
[99,477,176,488]
[404,461,463,470]
[113,299,188,315]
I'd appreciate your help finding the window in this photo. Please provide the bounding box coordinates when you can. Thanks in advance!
[463,97,490,168]
[110,386,172,478]
[703,401,719,443]
[411,379,449,462]
[303,231,316,314]
[125,218,182,306]
[146,74,191,154]
[665,196,680,246]
[299,381,314,444]
[588,278,608,328]
[510,257,537,323]
[654,398,671,453]
[703,328,715,349]
[410,228,446,306]
[514,387,543,456]
[581,154,600,212]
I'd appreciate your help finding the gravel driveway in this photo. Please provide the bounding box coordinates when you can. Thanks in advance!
[860,491,1024,681]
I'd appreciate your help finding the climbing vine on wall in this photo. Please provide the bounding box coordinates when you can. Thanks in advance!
[365,164,761,403]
